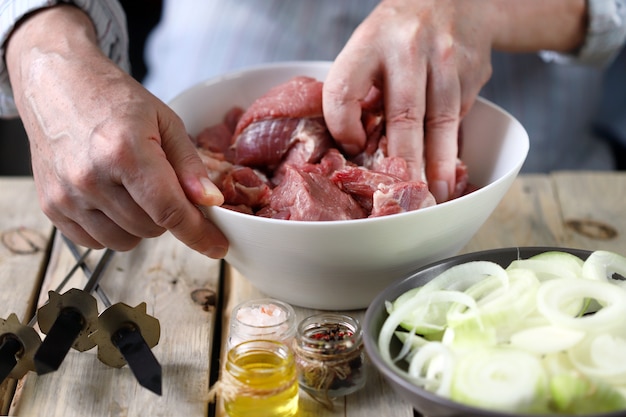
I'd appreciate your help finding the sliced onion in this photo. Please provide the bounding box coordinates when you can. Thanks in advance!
[379,289,477,365]
[447,268,540,343]
[507,250,583,282]
[377,250,626,414]
[510,325,585,355]
[536,278,626,332]
[419,261,509,293]
[450,346,549,413]
[569,333,626,385]
[582,250,626,289]
[394,330,428,361]
[407,341,454,396]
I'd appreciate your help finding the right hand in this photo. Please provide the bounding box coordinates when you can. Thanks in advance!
[6,5,228,258]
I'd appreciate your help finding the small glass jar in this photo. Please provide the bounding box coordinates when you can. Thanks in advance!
[223,340,299,417]
[228,298,296,349]
[294,313,366,405]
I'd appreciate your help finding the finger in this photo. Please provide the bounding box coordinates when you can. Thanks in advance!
[36,178,145,250]
[129,115,229,259]
[323,43,378,155]
[88,183,167,238]
[423,52,461,203]
[383,59,428,182]
[55,212,141,251]
[54,218,104,249]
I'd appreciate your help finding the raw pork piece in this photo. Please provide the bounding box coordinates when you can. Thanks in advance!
[220,166,272,209]
[331,162,435,214]
[268,164,366,221]
[301,148,352,178]
[193,75,476,219]
[232,77,332,169]
[331,166,402,212]
[196,122,232,154]
[196,106,244,155]
[196,148,233,187]
[371,182,436,217]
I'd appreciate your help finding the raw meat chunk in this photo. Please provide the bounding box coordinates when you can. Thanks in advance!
[232,77,329,169]
[268,165,366,221]
[371,182,436,217]
[192,75,474,220]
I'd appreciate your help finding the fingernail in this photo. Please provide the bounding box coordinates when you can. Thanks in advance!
[200,177,224,205]
[431,180,449,203]
[206,245,228,259]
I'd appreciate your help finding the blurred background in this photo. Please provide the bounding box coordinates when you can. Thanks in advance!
[0,0,163,176]
[1,1,624,175]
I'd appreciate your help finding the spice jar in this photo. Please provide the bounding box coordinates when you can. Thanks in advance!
[294,313,366,407]
[223,340,299,417]
[228,298,296,349]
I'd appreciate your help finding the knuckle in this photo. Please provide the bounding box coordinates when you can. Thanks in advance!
[426,111,458,130]
[153,205,187,230]
[39,184,76,218]
[387,106,422,127]
[67,164,100,192]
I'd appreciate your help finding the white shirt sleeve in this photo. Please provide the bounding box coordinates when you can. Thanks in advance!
[540,0,626,66]
[0,0,129,117]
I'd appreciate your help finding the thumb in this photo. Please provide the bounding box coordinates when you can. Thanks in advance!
[161,113,224,207]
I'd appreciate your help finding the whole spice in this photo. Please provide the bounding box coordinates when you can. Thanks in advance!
[293,313,366,409]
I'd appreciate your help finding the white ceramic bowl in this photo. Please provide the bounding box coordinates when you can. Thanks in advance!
[168,61,529,310]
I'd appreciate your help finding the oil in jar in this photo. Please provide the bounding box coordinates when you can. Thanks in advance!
[223,339,298,417]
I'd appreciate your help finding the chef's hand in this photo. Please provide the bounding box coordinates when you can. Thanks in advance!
[323,0,587,203]
[6,5,228,258]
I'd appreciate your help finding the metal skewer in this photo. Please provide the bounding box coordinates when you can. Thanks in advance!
[61,235,112,308]
[62,237,162,396]
[0,245,101,383]
[2,235,162,395]
[33,248,115,374]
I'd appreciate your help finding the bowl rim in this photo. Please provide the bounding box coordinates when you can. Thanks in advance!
[363,246,626,417]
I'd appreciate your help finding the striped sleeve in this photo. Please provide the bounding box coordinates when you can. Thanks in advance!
[0,0,129,117]
[540,0,626,67]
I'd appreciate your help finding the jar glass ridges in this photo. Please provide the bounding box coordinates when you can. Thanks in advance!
[228,298,297,349]
[294,313,366,404]
[224,340,298,417]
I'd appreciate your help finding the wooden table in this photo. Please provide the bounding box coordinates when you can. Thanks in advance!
[0,172,624,416]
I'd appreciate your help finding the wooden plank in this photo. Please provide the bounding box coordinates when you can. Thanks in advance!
[215,266,415,417]
[462,175,565,253]
[551,171,626,252]
[10,231,222,416]
[0,178,53,414]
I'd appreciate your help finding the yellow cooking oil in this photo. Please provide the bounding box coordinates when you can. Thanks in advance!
[224,339,298,417]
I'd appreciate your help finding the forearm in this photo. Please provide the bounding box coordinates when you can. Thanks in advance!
[0,0,129,117]
[6,5,102,104]
[490,0,587,53]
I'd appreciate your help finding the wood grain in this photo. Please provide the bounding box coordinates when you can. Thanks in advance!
[461,174,565,252]
[9,231,222,417]
[551,171,626,251]
[0,178,53,415]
